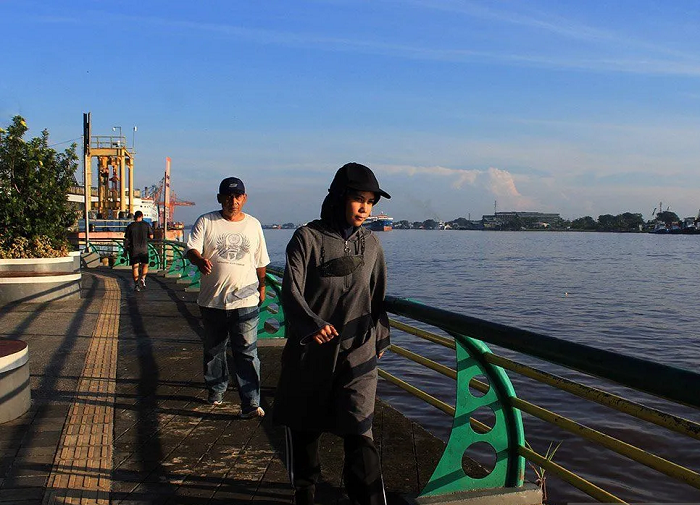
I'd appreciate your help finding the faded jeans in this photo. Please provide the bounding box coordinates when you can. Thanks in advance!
[201,305,261,410]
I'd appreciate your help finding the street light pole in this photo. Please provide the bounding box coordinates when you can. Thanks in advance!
[132,126,137,152]
[112,126,122,145]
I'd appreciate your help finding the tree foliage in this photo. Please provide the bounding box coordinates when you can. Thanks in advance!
[656,211,679,225]
[0,116,78,257]
[570,216,597,230]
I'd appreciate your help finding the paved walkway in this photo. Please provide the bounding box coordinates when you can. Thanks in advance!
[0,268,445,504]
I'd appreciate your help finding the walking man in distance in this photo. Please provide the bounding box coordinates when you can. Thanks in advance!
[124,210,154,292]
[186,177,270,418]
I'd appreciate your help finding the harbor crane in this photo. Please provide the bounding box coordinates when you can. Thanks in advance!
[143,177,195,227]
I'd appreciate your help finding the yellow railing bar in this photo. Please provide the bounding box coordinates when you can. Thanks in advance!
[389,319,455,349]
[387,345,492,396]
[377,369,492,434]
[388,344,457,380]
[518,445,627,503]
[485,353,700,442]
[390,318,700,440]
[378,369,455,416]
[511,397,700,489]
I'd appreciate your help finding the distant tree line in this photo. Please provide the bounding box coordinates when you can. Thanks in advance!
[394,210,683,232]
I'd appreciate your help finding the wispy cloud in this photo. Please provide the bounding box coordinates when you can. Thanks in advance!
[44,6,700,77]
[403,0,698,58]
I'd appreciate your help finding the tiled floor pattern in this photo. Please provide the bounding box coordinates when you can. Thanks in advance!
[43,275,120,505]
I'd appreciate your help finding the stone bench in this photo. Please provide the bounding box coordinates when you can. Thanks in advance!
[0,339,31,423]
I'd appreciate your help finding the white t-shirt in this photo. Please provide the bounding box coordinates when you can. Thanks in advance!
[186,211,270,310]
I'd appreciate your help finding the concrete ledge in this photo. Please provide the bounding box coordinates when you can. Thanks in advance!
[0,273,81,303]
[0,254,80,274]
[0,340,31,424]
[408,484,542,505]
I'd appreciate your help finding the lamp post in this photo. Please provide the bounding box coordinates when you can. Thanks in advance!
[112,126,122,146]
[132,126,137,152]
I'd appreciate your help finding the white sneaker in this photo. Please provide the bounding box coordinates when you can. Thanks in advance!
[139,278,146,289]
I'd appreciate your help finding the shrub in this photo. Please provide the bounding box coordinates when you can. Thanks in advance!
[0,116,78,258]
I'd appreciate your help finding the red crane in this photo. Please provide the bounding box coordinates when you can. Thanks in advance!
[166,190,195,225]
[143,178,195,227]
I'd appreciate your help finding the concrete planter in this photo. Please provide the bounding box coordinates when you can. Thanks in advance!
[0,252,81,303]
[0,340,30,423]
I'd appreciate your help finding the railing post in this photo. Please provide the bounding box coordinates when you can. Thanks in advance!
[257,272,286,339]
[419,334,525,497]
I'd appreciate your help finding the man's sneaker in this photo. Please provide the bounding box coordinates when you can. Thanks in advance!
[139,278,146,289]
[240,406,265,419]
[134,282,141,292]
[208,392,224,406]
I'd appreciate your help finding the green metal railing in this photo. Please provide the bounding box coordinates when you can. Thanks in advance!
[88,239,164,270]
[90,240,286,339]
[100,250,700,502]
[384,296,700,503]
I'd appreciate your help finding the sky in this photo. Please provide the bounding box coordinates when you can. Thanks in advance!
[3,0,700,226]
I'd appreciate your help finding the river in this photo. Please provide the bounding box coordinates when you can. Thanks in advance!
[263,229,700,504]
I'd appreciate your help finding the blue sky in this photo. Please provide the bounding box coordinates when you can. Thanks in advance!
[3,0,700,225]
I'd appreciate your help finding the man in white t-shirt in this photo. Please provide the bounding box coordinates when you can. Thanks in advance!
[186,177,270,418]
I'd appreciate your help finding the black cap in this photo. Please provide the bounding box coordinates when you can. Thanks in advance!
[329,163,391,201]
[218,177,246,195]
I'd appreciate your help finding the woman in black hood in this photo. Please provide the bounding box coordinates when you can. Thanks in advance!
[274,163,391,505]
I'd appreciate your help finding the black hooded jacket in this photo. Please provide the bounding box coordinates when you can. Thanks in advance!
[272,190,390,436]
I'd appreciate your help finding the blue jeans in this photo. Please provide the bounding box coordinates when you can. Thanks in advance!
[201,305,261,410]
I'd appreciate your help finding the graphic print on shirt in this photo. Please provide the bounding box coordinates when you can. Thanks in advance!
[216,233,251,261]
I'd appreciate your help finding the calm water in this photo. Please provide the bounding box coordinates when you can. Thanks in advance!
[263,229,700,504]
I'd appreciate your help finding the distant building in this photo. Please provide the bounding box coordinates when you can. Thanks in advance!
[482,211,562,229]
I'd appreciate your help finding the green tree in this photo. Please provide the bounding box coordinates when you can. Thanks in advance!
[570,216,597,230]
[618,212,644,231]
[0,116,78,258]
[597,214,617,231]
[656,211,679,226]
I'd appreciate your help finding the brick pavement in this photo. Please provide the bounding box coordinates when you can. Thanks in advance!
[0,268,445,505]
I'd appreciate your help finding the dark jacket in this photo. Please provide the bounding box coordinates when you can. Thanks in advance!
[273,220,390,436]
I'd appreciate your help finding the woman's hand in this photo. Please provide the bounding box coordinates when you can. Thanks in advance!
[312,324,338,344]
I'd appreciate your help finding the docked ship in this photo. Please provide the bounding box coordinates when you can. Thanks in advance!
[363,213,393,232]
